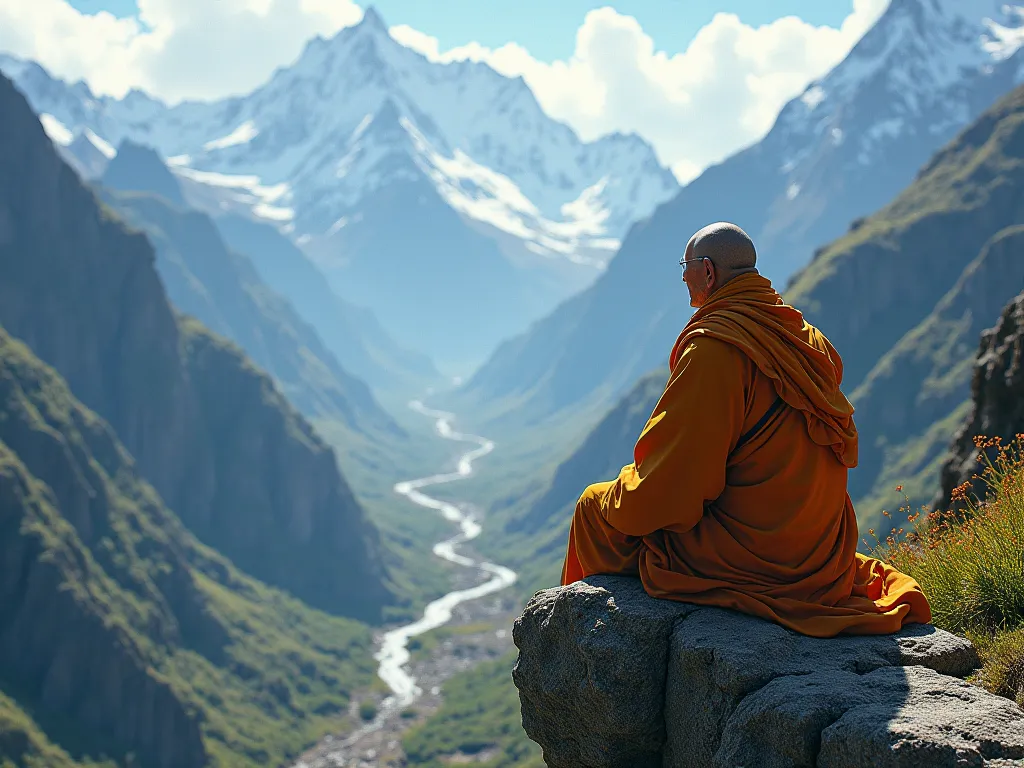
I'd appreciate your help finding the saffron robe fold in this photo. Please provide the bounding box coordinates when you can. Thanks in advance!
[561,273,931,637]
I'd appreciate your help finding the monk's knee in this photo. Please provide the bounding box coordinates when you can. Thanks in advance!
[575,481,614,515]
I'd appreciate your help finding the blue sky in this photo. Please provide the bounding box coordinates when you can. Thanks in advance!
[67,1,853,62]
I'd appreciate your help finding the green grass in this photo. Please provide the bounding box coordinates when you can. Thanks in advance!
[402,653,543,768]
[871,435,1024,703]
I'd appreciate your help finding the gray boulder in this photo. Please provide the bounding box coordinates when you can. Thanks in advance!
[512,575,1023,768]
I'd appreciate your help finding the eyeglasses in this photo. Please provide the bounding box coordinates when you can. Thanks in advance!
[679,256,710,269]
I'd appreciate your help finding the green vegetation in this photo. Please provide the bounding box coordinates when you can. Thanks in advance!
[407,623,496,663]
[872,435,1024,706]
[402,654,543,768]
[0,691,114,768]
[0,328,376,767]
[358,700,378,722]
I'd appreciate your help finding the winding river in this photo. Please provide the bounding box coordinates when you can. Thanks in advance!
[373,400,517,711]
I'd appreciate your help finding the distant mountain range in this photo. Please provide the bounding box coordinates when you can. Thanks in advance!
[0,6,679,371]
[456,0,1024,427]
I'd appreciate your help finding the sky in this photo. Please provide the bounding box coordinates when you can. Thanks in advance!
[0,0,891,182]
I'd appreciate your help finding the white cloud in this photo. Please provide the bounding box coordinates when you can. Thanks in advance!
[393,1,891,182]
[0,0,362,102]
[0,0,889,180]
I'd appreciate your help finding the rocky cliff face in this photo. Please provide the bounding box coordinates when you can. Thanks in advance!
[0,326,209,767]
[0,325,379,766]
[0,73,393,621]
[936,291,1024,510]
[513,576,1024,767]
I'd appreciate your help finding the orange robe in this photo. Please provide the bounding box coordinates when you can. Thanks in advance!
[561,273,931,637]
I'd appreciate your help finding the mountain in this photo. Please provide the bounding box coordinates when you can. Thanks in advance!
[0,324,379,767]
[458,0,1024,426]
[0,7,679,370]
[785,79,1024,527]
[935,290,1024,511]
[211,212,440,394]
[102,138,186,206]
[98,141,401,436]
[0,73,393,621]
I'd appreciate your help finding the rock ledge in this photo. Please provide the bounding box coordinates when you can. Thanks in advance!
[512,575,1024,768]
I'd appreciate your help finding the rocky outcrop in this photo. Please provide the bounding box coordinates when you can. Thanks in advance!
[512,576,1024,767]
[936,290,1024,511]
[0,73,393,621]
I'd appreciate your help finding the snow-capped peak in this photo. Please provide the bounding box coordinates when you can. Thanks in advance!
[0,12,678,270]
[772,0,1024,173]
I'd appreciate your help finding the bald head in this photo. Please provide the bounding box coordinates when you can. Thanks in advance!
[681,222,759,308]
[688,222,757,273]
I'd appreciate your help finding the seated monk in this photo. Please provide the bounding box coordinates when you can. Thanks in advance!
[561,222,931,637]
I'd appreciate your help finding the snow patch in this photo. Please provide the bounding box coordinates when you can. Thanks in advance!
[801,86,826,110]
[167,154,191,167]
[984,18,1024,60]
[84,128,116,159]
[867,118,904,141]
[174,167,294,221]
[39,114,73,146]
[327,216,348,236]
[203,121,259,151]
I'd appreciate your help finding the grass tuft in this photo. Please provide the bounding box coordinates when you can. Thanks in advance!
[871,435,1024,702]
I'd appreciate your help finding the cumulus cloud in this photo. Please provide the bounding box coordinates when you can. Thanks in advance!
[393,1,891,182]
[0,0,890,179]
[0,0,363,102]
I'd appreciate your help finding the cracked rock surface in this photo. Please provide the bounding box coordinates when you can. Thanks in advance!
[512,576,1024,768]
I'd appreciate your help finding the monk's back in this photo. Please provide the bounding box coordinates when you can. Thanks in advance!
[563,269,930,636]
[650,338,857,598]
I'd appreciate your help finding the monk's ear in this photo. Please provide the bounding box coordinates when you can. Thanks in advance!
[705,258,715,284]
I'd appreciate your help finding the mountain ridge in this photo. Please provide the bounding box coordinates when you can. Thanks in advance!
[0,71,394,622]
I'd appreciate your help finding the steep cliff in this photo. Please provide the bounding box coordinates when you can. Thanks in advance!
[0,73,393,620]
[100,183,399,436]
[936,290,1024,511]
[0,326,377,767]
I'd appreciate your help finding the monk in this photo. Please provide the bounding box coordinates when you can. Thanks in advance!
[561,222,931,637]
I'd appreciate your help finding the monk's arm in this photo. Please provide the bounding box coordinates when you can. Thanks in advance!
[603,336,747,537]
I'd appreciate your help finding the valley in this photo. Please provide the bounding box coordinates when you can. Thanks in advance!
[3,0,1024,766]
